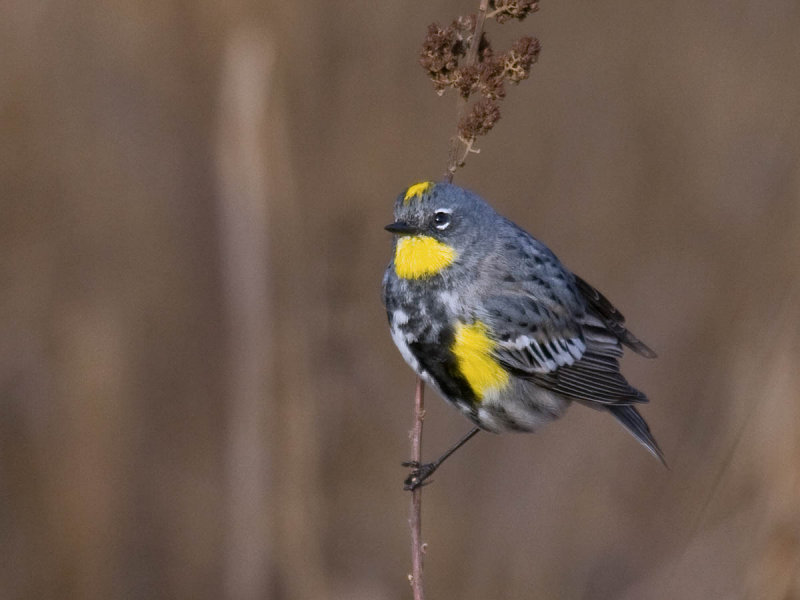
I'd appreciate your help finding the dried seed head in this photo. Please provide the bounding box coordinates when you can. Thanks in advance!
[502,36,541,84]
[454,65,480,98]
[452,15,492,64]
[419,23,462,93]
[458,98,501,140]
[452,14,478,46]
[420,17,497,96]
[477,59,507,100]
[489,0,540,24]
[421,4,542,175]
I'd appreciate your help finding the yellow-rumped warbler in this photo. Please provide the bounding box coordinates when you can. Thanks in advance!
[382,181,664,489]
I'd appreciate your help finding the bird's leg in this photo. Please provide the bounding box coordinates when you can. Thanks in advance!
[402,427,481,490]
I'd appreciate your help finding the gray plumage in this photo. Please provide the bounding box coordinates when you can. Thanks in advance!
[382,182,664,464]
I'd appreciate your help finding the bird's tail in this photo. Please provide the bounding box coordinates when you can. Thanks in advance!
[607,404,667,467]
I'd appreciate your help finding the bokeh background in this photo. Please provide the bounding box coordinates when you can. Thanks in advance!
[3,1,800,599]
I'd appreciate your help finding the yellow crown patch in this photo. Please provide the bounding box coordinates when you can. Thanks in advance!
[403,181,434,204]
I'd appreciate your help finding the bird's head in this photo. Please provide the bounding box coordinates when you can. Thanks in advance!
[385,181,495,280]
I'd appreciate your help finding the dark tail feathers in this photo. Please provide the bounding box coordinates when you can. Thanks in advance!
[573,275,658,359]
[607,404,667,467]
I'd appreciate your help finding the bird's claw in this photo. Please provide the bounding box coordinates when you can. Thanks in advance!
[403,461,438,491]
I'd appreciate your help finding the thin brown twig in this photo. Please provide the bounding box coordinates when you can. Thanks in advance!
[408,377,426,600]
[409,2,539,595]
[457,135,480,166]
[444,0,491,182]
[410,4,488,595]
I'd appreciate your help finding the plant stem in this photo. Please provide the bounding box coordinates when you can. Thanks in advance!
[444,0,490,181]
[411,3,488,596]
[409,377,426,600]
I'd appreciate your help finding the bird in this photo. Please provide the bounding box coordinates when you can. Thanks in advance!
[382,181,664,490]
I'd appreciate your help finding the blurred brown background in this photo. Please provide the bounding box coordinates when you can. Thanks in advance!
[2,1,799,599]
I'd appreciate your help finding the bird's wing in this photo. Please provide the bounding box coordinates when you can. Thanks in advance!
[573,275,657,358]
[484,290,586,374]
[483,286,647,405]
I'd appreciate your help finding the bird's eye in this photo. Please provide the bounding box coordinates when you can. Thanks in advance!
[434,210,452,230]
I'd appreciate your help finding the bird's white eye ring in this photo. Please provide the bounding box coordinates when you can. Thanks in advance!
[434,209,452,230]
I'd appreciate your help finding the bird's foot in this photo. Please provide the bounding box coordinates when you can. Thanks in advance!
[401,460,438,491]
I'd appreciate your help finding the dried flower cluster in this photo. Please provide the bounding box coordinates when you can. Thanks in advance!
[420,4,541,173]
[420,19,491,96]
[503,36,541,83]
[458,98,501,140]
[488,0,539,24]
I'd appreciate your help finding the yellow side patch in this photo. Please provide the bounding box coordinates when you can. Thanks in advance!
[452,321,509,400]
[403,181,434,204]
[394,235,456,279]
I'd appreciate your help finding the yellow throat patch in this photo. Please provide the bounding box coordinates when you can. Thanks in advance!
[394,235,456,279]
[452,321,509,400]
[403,181,434,204]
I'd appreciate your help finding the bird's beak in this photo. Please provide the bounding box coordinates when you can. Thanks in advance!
[384,221,419,235]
